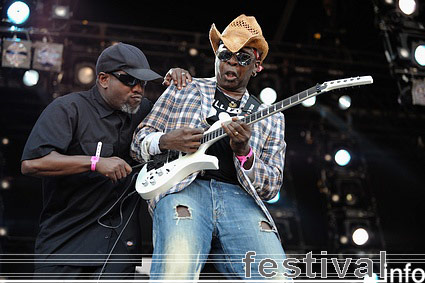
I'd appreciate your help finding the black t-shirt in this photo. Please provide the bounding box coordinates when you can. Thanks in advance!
[21,86,152,266]
[198,88,242,185]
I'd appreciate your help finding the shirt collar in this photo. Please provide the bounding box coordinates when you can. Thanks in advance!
[91,86,116,118]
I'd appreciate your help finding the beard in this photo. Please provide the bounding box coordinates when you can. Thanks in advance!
[120,103,140,114]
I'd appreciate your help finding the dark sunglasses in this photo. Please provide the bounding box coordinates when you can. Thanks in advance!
[216,49,254,66]
[109,72,147,87]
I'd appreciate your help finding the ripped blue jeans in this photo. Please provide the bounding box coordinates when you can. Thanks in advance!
[150,178,289,280]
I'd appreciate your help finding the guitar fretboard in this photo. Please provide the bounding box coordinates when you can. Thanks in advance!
[201,84,325,144]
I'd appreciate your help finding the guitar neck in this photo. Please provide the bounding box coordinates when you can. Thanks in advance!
[243,84,323,125]
[201,75,373,145]
[201,84,325,144]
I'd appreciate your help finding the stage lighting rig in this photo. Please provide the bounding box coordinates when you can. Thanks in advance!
[378,0,419,18]
[389,31,425,71]
[375,0,425,105]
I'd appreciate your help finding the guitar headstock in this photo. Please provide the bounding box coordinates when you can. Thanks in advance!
[320,76,373,92]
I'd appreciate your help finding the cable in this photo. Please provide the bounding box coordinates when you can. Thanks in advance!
[131,163,145,170]
[97,172,138,229]
[96,163,149,279]
[96,167,143,281]
[96,195,140,281]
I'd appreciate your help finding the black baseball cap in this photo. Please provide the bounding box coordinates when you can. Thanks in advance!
[96,42,162,81]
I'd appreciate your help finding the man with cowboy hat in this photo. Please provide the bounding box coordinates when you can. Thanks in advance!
[131,15,288,280]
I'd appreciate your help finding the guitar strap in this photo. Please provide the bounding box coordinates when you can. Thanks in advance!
[241,94,262,115]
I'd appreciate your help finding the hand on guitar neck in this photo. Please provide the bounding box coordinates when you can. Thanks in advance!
[221,117,253,169]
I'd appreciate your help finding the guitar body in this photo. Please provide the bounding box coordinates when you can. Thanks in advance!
[135,116,238,200]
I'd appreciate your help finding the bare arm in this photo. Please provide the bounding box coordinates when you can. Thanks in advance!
[21,151,132,182]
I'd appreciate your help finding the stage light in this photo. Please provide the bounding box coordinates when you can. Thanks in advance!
[188,48,198,56]
[398,0,416,15]
[259,87,277,105]
[339,235,349,244]
[33,41,64,72]
[0,227,8,237]
[352,227,369,246]
[412,79,425,106]
[338,95,351,110]
[7,1,30,25]
[413,44,425,66]
[399,47,410,59]
[266,191,280,204]
[346,193,357,205]
[1,179,10,190]
[2,137,9,145]
[1,39,32,69]
[334,149,351,166]
[331,194,340,203]
[301,96,316,107]
[52,5,70,19]
[75,63,96,86]
[23,70,39,86]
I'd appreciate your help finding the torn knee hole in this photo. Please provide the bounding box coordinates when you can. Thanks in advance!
[260,221,273,231]
[175,205,191,217]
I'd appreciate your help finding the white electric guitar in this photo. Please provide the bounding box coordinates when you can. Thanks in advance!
[135,76,373,199]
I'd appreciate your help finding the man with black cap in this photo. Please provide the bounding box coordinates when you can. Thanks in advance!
[20,42,191,279]
[131,15,289,280]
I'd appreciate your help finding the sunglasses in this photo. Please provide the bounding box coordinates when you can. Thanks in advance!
[216,49,254,66]
[109,72,147,87]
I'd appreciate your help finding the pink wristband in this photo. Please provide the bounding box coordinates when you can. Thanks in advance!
[236,147,253,167]
[90,156,99,171]
[90,142,102,172]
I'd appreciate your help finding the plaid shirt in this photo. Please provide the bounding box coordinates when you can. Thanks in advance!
[131,77,286,234]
